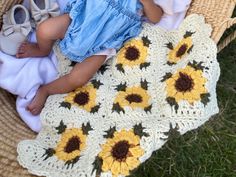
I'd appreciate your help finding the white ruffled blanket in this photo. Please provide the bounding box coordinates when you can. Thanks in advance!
[0,0,191,132]
[17,15,220,177]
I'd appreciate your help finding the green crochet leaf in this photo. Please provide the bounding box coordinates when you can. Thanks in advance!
[116,64,125,73]
[69,61,77,67]
[65,156,80,169]
[104,127,117,139]
[42,148,55,161]
[115,83,127,92]
[187,45,194,54]
[144,105,152,113]
[90,104,101,114]
[82,122,93,135]
[98,64,109,75]
[59,101,71,110]
[141,79,148,90]
[112,103,125,114]
[166,42,174,50]
[92,156,103,176]
[167,61,176,66]
[201,93,211,106]
[163,124,181,141]
[55,121,67,134]
[188,61,205,71]
[91,80,103,89]
[161,73,173,82]
[142,36,151,47]
[140,62,150,70]
[183,31,195,38]
[134,123,149,138]
[166,97,179,112]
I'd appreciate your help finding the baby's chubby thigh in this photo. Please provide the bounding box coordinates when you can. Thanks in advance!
[37,14,71,40]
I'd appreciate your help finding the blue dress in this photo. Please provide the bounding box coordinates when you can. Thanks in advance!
[59,0,143,62]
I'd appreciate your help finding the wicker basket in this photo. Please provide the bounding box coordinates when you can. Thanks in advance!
[0,0,235,177]
[187,0,236,51]
[0,0,23,28]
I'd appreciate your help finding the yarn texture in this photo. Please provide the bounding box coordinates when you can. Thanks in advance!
[17,14,220,177]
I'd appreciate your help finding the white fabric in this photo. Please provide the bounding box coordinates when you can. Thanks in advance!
[155,0,192,30]
[0,0,191,132]
[0,32,58,132]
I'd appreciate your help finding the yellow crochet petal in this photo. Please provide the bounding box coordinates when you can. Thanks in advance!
[120,162,130,176]
[129,146,145,158]
[111,161,121,175]
[102,156,114,172]
[126,157,140,171]
[99,149,112,159]
[175,92,184,102]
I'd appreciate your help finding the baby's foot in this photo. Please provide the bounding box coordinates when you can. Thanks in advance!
[16,42,48,58]
[27,87,49,115]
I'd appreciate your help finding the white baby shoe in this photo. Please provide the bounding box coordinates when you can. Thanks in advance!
[30,0,60,25]
[0,5,32,55]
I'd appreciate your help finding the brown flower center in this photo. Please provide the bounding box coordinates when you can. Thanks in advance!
[112,140,130,161]
[175,72,194,92]
[74,92,89,105]
[126,94,143,103]
[125,47,140,61]
[176,44,188,57]
[64,136,81,153]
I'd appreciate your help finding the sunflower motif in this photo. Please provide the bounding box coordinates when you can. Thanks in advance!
[117,37,149,68]
[42,122,93,168]
[55,128,86,162]
[64,84,97,112]
[98,129,144,176]
[114,86,150,110]
[167,31,194,64]
[165,65,207,104]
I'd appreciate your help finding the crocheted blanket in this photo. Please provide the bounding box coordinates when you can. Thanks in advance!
[17,14,220,177]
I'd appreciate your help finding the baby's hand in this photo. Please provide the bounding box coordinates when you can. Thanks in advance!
[139,0,154,5]
[139,0,163,23]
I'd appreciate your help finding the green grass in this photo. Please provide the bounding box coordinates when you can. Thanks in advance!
[130,12,236,177]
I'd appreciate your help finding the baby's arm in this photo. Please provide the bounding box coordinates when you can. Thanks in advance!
[140,0,163,24]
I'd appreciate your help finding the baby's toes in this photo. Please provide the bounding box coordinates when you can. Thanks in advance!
[17,47,24,54]
[30,108,40,116]
[19,41,30,50]
[26,105,33,112]
[17,46,25,56]
[16,52,27,58]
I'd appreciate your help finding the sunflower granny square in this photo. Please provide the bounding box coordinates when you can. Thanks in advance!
[17,14,220,177]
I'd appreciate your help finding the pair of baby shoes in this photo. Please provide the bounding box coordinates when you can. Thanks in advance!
[0,0,60,55]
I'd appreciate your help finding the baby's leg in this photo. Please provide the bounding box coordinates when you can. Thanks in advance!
[17,14,71,58]
[27,55,107,115]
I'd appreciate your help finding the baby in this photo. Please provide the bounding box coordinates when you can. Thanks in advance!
[17,0,163,115]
